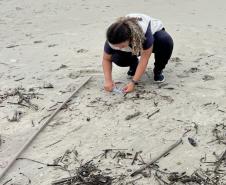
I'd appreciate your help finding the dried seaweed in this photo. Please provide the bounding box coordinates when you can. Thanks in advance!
[210,123,226,145]
[1,87,41,110]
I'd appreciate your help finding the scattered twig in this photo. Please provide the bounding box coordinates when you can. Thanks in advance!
[17,157,60,166]
[45,140,62,148]
[38,114,51,124]
[147,109,160,119]
[125,112,141,121]
[16,157,47,166]
[7,101,29,108]
[19,172,31,185]
[6,44,19,48]
[182,129,191,137]
[51,175,77,185]
[193,122,199,134]
[214,149,226,172]
[14,77,25,82]
[2,179,12,185]
[131,151,142,165]
[218,109,225,113]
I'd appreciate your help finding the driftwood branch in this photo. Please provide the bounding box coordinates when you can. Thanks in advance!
[131,138,183,177]
[0,77,91,180]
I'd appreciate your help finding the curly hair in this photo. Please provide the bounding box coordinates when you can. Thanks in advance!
[106,17,145,55]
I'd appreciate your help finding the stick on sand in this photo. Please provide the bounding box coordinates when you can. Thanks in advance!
[131,138,183,177]
[0,76,91,180]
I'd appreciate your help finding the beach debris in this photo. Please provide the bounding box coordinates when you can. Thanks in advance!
[0,77,91,180]
[51,136,226,185]
[163,87,175,90]
[202,75,215,81]
[165,170,205,184]
[188,137,197,147]
[38,114,51,124]
[52,148,113,185]
[1,87,40,110]
[33,40,43,44]
[76,49,88,53]
[131,138,183,177]
[14,77,25,82]
[11,90,39,110]
[43,82,54,89]
[218,109,225,113]
[19,172,31,185]
[48,44,57,48]
[170,57,182,63]
[45,140,62,148]
[52,161,112,185]
[0,88,21,102]
[131,151,142,165]
[214,149,226,172]
[2,179,12,185]
[210,123,226,144]
[187,67,200,73]
[7,110,23,122]
[147,109,160,119]
[125,111,141,121]
[53,145,226,184]
[193,122,199,134]
[6,44,19,48]
[51,148,135,185]
[56,64,67,70]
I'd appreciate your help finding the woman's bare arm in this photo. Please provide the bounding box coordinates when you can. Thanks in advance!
[133,46,153,82]
[102,51,113,82]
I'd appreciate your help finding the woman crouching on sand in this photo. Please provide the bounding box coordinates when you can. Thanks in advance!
[102,13,174,93]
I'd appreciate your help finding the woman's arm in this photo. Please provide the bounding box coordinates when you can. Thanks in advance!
[133,46,153,82]
[102,51,113,82]
[102,52,115,91]
[123,46,153,93]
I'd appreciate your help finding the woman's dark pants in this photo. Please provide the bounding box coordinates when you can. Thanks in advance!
[111,29,174,75]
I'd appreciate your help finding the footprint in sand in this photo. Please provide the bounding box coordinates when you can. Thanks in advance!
[177,67,201,78]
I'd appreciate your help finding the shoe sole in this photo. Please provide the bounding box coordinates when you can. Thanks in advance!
[153,72,165,83]
[154,77,165,83]
[154,80,165,83]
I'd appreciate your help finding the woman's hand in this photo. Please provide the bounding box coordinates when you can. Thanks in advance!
[104,81,115,92]
[123,82,135,93]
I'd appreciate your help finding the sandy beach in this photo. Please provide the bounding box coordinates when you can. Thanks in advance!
[1,0,226,184]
